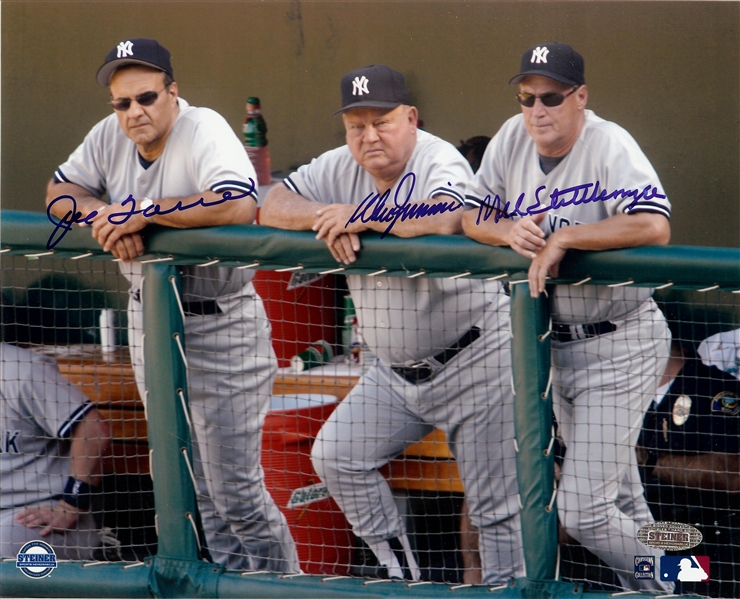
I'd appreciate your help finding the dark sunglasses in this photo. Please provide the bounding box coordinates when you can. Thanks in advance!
[109,87,167,111]
[516,85,580,108]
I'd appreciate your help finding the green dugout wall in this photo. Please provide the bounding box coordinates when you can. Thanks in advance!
[1,210,738,598]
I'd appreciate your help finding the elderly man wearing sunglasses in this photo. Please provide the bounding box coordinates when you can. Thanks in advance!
[462,43,673,592]
[45,38,299,573]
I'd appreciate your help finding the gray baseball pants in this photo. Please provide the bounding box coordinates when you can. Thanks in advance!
[553,298,672,592]
[311,308,524,585]
[129,283,299,572]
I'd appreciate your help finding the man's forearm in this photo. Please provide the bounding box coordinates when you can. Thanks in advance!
[137,190,256,228]
[359,196,463,238]
[69,410,111,487]
[46,180,107,220]
[653,452,740,492]
[462,208,518,247]
[261,185,324,230]
[550,212,671,252]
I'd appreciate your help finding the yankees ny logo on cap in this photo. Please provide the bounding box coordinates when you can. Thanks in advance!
[509,42,586,87]
[531,46,549,64]
[96,38,174,86]
[117,40,134,58]
[336,65,411,115]
[352,76,370,96]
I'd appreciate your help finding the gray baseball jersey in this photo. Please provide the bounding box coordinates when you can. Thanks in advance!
[54,98,256,302]
[285,129,524,583]
[286,129,492,364]
[465,109,673,591]
[53,99,299,571]
[465,110,671,324]
[0,343,93,509]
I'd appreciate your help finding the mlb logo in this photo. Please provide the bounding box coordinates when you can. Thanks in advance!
[660,556,710,582]
[634,556,655,580]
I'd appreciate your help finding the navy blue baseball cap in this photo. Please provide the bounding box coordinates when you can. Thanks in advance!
[96,38,174,86]
[509,43,585,86]
[335,65,411,116]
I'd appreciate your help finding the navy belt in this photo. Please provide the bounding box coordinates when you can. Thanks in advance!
[551,321,616,343]
[391,327,481,385]
[132,291,222,316]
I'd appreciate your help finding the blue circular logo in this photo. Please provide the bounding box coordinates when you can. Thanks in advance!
[16,540,57,579]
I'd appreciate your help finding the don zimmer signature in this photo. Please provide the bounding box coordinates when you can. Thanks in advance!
[45,186,253,250]
[344,172,461,238]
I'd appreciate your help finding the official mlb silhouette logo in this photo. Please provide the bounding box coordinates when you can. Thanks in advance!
[531,46,549,64]
[352,75,369,96]
[117,41,134,58]
[634,556,655,580]
[660,556,710,582]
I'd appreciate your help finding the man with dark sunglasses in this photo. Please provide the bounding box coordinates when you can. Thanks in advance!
[45,38,299,573]
[462,43,673,592]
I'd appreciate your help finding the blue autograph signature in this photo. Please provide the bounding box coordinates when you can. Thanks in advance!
[474,182,666,225]
[344,172,462,238]
[45,186,253,250]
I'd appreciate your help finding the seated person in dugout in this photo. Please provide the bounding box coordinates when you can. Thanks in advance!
[639,334,740,599]
[260,65,524,584]
[462,42,672,592]
[462,335,740,593]
[0,306,112,560]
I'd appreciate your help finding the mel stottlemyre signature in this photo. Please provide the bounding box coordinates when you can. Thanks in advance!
[342,172,666,236]
[474,181,667,225]
[45,187,252,250]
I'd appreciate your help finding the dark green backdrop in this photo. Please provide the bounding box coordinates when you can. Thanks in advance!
[2,1,738,247]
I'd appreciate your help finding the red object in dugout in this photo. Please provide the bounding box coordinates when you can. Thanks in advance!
[252,271,337,368]
[261,397,354,575]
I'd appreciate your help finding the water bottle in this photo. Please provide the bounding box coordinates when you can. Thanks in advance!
[243,97,272,186]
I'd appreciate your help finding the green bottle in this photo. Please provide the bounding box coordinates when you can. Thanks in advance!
[243,97,267,147]
[243,97,271,185]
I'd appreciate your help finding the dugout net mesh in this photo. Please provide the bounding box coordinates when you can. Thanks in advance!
[1,239,738,598]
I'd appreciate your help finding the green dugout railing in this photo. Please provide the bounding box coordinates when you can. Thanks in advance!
[1,209,738,598]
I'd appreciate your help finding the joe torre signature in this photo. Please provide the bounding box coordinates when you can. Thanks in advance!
[45,186,253,250]
[473,182,667,225]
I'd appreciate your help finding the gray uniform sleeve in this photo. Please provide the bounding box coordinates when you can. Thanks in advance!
[282,147,350,204]
[592,123,671,219]
[183,108,258,201]
[414,135,472,204]
[463,121,511,210]
[20,352,93,439]
[53,117,114,197]
[2,345,92,440]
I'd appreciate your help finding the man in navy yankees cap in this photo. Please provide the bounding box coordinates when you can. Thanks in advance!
[464,41,673,592]
[46,37,299,572]
[262,64,522,583]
